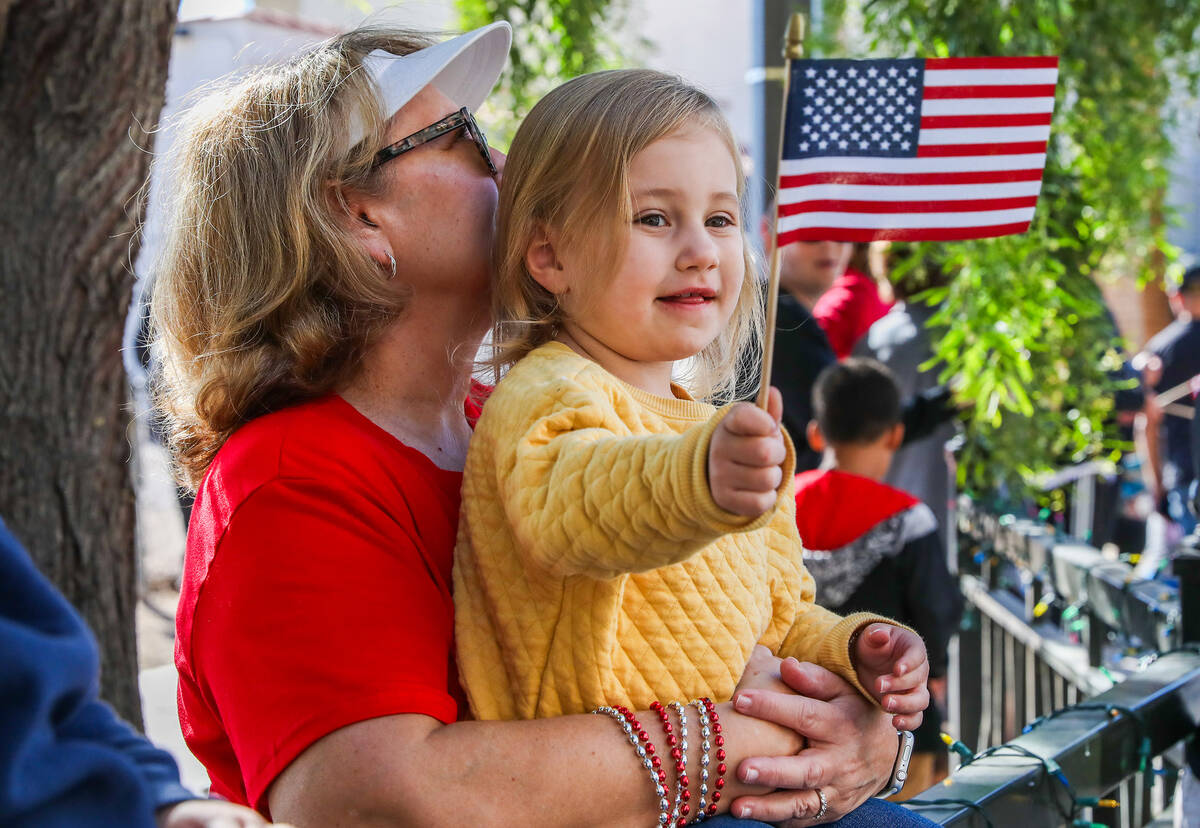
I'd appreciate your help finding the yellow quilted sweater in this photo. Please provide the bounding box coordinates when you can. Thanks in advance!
[454,342,889,720]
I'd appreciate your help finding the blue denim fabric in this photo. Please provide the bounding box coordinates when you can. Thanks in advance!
[702,797,937,827]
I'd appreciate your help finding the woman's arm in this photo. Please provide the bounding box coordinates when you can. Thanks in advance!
[267,660,899,828]
[267,703,797,828]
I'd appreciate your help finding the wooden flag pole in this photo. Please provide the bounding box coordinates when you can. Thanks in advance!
[756,12,806,409]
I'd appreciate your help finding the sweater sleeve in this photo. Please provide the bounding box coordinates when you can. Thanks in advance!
[485,375,786,580]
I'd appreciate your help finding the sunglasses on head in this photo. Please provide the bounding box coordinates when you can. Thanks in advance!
[373,106,497,176]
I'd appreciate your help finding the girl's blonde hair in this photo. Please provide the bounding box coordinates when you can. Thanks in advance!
[150,27,434,491]
[490,69,762,401]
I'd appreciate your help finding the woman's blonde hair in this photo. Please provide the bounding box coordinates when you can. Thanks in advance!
[150,27,434,491]
[489,69,762,401]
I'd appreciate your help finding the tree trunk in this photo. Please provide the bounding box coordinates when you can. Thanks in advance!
[0,0,177,727]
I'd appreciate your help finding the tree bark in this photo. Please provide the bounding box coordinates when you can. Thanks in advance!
[0,0,177,727]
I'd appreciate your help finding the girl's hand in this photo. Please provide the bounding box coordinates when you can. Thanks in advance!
[729,659,898,824]
[708,387,787,517]
[852,623,930,731]
[156,799,293,828]
[735,645,787,695]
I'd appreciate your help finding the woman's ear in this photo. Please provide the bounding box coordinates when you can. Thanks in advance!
[328,183,392,265]
[525,224,568,295]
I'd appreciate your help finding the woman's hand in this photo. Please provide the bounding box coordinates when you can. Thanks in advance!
[727,658,898,825]
[156,799,292,828]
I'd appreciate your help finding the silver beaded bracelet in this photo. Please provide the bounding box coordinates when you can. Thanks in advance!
[691,700,713,821]
[594,705,674,826]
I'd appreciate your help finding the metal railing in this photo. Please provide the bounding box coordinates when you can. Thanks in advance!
[898,498,1200,827]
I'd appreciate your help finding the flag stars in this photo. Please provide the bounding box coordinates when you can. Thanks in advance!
[793,59,924,157]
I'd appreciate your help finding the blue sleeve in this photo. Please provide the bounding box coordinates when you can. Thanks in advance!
[0,519,193,827]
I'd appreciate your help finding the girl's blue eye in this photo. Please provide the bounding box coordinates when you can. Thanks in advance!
[707,215,734,228]
[639,213,667,227]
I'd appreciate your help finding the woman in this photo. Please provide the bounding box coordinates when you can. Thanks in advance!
[151,21,933,827]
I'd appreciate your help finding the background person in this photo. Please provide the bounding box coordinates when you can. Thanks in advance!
[813,243,893,359]
[150,23,924,827]
[794,359,963,797]
[1137,264,1200,537]
[854,263,958,541]
[763,231,844,470]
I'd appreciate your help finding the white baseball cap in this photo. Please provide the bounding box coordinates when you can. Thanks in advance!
[349,21,512,148]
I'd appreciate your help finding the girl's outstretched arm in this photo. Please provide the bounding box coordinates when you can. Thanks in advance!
[471,369,787,579]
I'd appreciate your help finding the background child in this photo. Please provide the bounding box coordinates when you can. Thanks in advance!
[794,358,964,796]
[453,69,930,732]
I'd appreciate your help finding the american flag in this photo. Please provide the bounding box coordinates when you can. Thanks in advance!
[777,56,1059,244]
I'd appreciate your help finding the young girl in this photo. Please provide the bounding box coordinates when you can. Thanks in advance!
[453,69,930,729]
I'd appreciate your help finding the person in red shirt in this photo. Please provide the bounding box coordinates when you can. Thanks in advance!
[150,22,918,828]
[813,244,894,359]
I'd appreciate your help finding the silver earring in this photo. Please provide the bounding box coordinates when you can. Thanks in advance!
[387,253,397,280]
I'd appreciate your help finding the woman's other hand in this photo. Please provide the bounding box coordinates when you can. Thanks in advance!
[157,799,293,828]
[727,658,898,824]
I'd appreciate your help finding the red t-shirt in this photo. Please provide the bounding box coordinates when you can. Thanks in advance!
[812,267,893,359]
[175,394,471,811]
